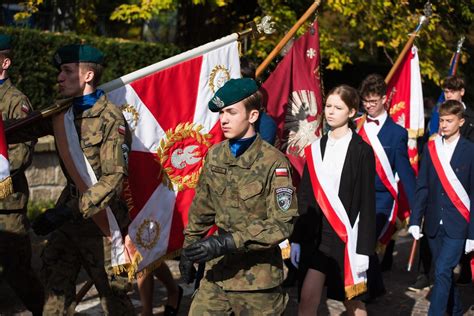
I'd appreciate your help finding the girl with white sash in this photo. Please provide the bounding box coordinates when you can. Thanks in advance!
[290,85,376,316]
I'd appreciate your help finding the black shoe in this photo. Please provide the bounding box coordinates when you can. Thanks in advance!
[407,274,430,292]
[164,285,183,316]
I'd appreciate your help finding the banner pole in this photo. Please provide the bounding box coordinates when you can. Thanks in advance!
[255,0,321,78]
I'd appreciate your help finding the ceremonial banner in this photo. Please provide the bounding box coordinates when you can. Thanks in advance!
[386,45,424,173]
[0,118,12,199]
[107,41,240,273]
[261,21,323,180]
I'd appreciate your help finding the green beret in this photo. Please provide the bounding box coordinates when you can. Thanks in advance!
[53,44,104,68]
[208,78,258,112]
[0,35,12,51]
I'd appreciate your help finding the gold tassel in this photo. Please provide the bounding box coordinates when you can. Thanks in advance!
[280,244,291,260]
[345,281,367,300]
[0,176,13,199]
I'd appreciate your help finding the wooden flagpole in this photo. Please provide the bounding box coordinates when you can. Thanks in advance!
[255,0,321,78]
[385,5,431,84]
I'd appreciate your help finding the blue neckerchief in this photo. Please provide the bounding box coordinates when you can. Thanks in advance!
[73,89,105,111]
[229,134,257,157]
[0,78,7,85]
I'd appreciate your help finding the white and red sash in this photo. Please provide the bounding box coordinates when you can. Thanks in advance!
[52,108,130,270]
[357,119,399,246]
[428,135,470,222]
[305,140,368,299]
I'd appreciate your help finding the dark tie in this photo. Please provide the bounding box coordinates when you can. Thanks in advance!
[366,117,379,125]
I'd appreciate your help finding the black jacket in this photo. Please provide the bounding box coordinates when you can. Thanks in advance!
[291,132,376,258]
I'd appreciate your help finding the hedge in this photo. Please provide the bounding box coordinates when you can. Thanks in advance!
[0,27,181,110]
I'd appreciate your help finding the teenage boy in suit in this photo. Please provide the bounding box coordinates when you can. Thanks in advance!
[409,99,474,315]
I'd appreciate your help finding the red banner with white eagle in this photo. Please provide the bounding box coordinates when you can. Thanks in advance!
[106,41,240,273]
[0,118,12,199]
[261,21,323,181]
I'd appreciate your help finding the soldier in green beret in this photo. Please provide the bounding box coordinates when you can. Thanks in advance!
[7,44,134,315]
[179,78,298,315]
[0,34,45,316]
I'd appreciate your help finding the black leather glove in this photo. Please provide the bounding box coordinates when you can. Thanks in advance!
[179,253,196,284]
[183,233,237,264]
[32,206,73,236]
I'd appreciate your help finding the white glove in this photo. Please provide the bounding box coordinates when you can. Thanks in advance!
[355,254,369,273]
[290,243,301,268]
[465,239,474,254]
[408,225,423,240]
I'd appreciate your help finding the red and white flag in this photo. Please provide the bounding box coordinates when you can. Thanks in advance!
[386,45,424,173]
[106,40,240,273]
[261,21,323,181]
[0,118,12,199]
[386,45,424,223]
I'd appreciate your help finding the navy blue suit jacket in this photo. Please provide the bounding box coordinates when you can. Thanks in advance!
[374,117,416,214]
[410,136,474,239]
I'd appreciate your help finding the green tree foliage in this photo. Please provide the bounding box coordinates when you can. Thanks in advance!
[9,0,474,84]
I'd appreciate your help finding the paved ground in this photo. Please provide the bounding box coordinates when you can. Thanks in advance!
[1,232,473,315]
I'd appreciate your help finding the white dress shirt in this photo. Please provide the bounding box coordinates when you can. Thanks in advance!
[364,111,388,136]
[323,129,353,193]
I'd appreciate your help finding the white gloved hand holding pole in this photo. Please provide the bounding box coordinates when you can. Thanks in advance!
[408,225,423,240]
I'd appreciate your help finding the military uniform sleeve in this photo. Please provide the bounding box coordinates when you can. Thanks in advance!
[79,113,129,218]
[232,160,298,251]
[183,156,216,248]
[5,95,36,172]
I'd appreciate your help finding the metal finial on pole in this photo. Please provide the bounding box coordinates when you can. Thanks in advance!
[456,36,465,53]
[257,16,276,35]
[385,3,431,83]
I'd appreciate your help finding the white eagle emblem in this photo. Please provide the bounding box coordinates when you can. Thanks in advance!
[281,90,320,157]
[171,145,202,170]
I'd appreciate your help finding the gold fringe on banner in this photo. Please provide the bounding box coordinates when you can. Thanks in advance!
[345,281,367,300]
[123,249,183,281]
[0,176,13,199]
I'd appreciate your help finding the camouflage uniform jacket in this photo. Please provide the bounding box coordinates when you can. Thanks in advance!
[8,95,130,236]
[0,78,35,235]
[184,135,298,291]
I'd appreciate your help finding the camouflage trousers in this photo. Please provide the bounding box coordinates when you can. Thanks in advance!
[189,279,288,316]
[40,229,135,316]
[0,229,44,315]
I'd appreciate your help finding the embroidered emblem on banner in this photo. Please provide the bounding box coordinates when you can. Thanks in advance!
[136,218,161,250]
[209,65,231,93]
[282,90,320,158]
[276,187,293,212]
[121,104,139,132]
[157,122,212,191]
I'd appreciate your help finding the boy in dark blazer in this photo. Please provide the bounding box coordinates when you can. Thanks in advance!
[357,74,417,298]
[409,100,474,316]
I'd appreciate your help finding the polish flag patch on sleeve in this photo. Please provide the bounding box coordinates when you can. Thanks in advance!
[118,125,126,135]
[275,167,288,177]
[21,103,30,114]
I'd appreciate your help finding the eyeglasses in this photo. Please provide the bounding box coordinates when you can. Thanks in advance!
[362,98,383,106]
